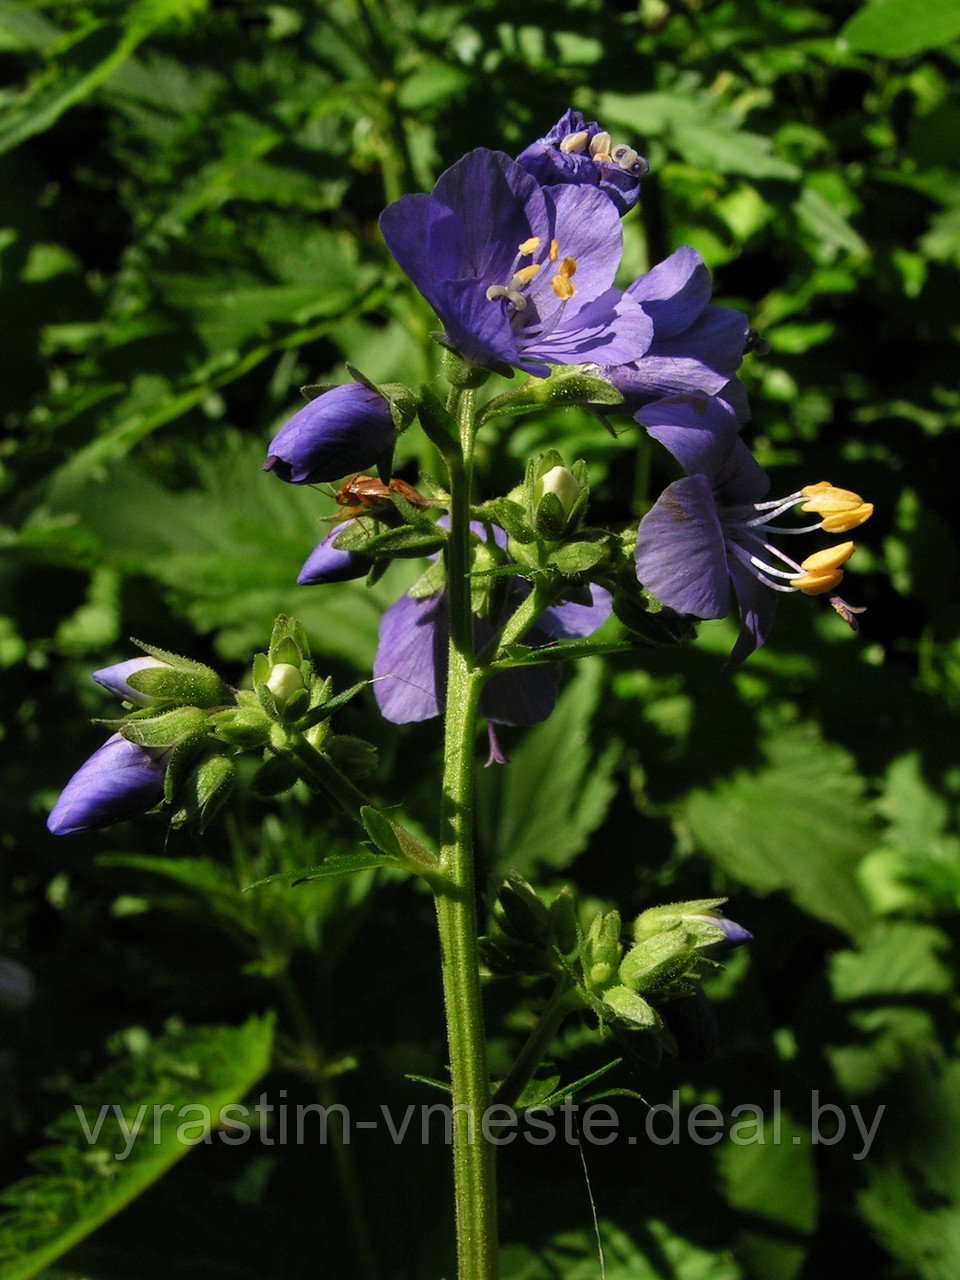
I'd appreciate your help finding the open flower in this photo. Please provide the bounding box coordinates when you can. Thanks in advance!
[379,148,653,376]
[516,108,648,216]
[633,395,872,664]
[372,526,612,725]
[263,383,397,485]
[47,733,169,835]
[598,247,751,417]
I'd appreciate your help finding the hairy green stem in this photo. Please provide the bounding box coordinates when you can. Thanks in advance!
[434,390,499,1280]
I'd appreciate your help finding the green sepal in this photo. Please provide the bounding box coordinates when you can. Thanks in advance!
[125,664,226,708]
[492,873,552,945]
[548,885,579,955]
[209,705,272,748]
[129,638,220,678]
[169,752,237,832]
[360,805,440,876]
[334,522,444,559]
[580,909,623,994]
[601,984,662,1030]
[633,898,727,941]
[487,497,534,544]
[548,535,608,577]
[439,345,492,389]
[417,383,458,454]
[618,929,698,995]
[297,679,371,730]
[119,705,208,749]
[268,615,311,666]
[407,560,446,600]
[326,735,378,780]
[250,754,301,797]
[344,362,418,435]
[162,733,212,805]
[479,364,624,425]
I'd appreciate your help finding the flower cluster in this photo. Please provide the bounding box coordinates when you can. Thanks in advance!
[260,107,871,687]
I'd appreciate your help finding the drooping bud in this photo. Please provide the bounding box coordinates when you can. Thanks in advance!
[93,651,225,709]
[297,522,372,585]
[47,733,169,835]
[263,383,399,484]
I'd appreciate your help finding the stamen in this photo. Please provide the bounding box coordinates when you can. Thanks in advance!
[518,236,541,255]
[511,264,541,287]
[611,144,645,174]
[549,239,559,262]
[560,131,589,154]
[791,568,844,595]
[551,256,577,301]
[589,131,612,159]
[800,482,871,520]
[821,504,873,533]
[485,285,510,302]
[800,542,855,573]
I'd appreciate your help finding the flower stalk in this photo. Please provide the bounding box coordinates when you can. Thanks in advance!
[434,387,499,1280]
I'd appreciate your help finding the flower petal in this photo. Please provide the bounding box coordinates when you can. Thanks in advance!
[635,475,731,619]
[637,395,767,504]
[47,733,167,835]
[522,289,653,369]
[537,584,613,640]
[297,522,372,585]
[626,246,712,337]
[373,594,447,723]
[725,555,779,666]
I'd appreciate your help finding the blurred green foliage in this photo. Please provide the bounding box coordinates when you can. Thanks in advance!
[1,0,959,1277]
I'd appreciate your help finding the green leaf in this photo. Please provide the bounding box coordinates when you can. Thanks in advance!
[830,922,952,1001]
[478,660,619,873]
[717,1112,817,1280]
[841,0,960,57]
[360,806,439,875]
[679,720,874,936]
[245,851,407,889]
[0,1016,274,1280]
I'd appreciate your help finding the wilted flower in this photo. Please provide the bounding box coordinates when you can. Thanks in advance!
[297,521,372,584]
[379,148,653,376]
[263,383,397,484]
[598,247,751,416]
[633,395,872,664]
[47,733,169,835]
[372,525,612,725]
[516,108,648,216]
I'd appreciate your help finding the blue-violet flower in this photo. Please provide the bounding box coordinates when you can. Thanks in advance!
[633,395,873,664]
[297,521,372,585]
[47,733,169,835]
[516,108,648,216]
[379,148,653,376]
[263,383,397,485]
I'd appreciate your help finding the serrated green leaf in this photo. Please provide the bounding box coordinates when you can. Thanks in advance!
[0,1015,274,1280]
[245,851,407,889]
[679,721,874,936]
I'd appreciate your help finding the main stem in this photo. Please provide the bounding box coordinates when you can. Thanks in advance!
[434,388,499,1280]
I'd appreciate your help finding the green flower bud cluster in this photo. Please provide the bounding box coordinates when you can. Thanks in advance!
[482,883,749,1061]
[103,616,377,830]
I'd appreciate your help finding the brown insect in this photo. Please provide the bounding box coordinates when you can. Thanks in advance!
[333,474,433,516]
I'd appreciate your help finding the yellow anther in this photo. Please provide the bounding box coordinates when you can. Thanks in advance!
[800,482,866,514]
[511,264,541,286]
[822,504,873,533]
[549,239,559,262]
[589,131,612,158]
[518,236,541,255]
[551,256,578,300]
[791,568,844,596]
[800,542,855,573]
[559,131,589,154]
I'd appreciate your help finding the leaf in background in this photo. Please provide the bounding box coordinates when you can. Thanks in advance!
[0,0,208,156]
[477,660,619,874]
[717,1113,817,1280]
[679,720,874,936]
[841,0,960,57]
[830,922,952,1001]
[0,1015,274,1280]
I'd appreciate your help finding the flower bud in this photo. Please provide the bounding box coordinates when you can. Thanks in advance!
[93,653,225,708]
[298,522,372,585]
[263,383,398,484]
[266,662,304,710]
[93,657,169,706]
[170,752,236,831]
[47,733,168,835]
[533,464,582,540]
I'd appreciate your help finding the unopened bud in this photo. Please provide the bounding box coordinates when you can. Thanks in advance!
[266,663,304,710]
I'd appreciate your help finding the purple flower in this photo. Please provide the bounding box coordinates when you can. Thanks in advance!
[688,913,754,957]
[93,656,168,705]
[633,395,872,664]
[516,108,648,216]
[598,247,750,417]
[47,733,168,835]
[372,526,612,725]
[379,148,653,376]
[297,521,372,585]
[263,383,397,484]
